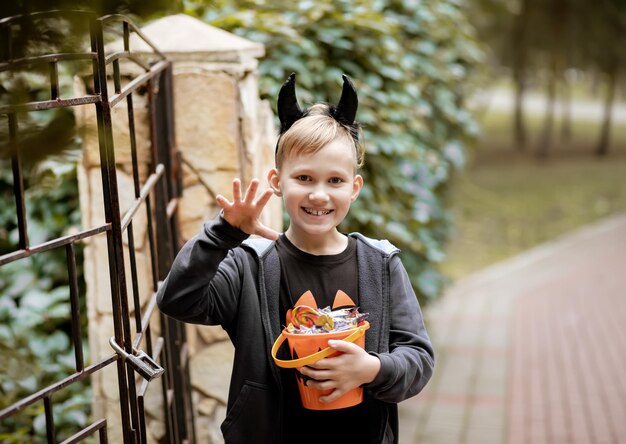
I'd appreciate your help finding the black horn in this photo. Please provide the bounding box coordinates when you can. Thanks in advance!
[332,74,358,125]
[277,73,304,134]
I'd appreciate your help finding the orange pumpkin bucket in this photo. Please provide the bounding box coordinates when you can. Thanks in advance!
[271,321,370,410]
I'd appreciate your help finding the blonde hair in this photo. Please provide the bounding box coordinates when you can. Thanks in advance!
[275,104,364,170]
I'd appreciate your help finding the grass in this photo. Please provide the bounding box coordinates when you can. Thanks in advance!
[440,94,626,281]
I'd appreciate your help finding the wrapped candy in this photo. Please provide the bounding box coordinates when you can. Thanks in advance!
[287,304,369,334]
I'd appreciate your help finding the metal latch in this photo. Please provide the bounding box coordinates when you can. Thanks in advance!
[109,337,165,381]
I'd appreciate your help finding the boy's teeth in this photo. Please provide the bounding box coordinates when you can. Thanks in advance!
[304,208,331,216]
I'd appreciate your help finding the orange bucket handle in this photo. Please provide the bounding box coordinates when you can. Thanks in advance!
[271,323,369,369]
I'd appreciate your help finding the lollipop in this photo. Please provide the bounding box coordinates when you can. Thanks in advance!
[291,305,335,331]
[291,305,320,328]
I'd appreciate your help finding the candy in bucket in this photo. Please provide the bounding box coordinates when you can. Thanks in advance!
[271,302,369,410]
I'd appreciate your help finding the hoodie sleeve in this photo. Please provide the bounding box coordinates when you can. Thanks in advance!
[366,255,435,402]
[156,214,250,327]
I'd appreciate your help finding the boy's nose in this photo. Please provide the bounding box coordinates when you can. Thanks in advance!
[308,188,330,203]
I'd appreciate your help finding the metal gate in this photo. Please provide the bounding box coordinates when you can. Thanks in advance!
[0,10,194,443]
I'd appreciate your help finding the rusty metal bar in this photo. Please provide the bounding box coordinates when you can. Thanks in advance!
[0,355,117,420]
[152,65,195,443]
[160,319,181,441]
[138,337,162,441]
[144,321,154,358]
[66,243,85,372]
[125,365,141,444]
[109,59,169,108]
[0,51,97,72]
[59,419,107,444]
[0,21,11,61]
[149,74,183,442]
[127,222,142,333]
[44,396,55,444]
[121,166,164,231]
[145,192,159,292]
[100,424,109,443]
[164,63,194,442]
[104,51,151,71]
[128,93,140,196]
[138,389,148,444]
[123,21,130,52]
[95,13,151,440]
[162,379,174,443]
[99,14,166,59]
[0,52,96,72]
[113,58,121,93]
[0,223,110,266]
[93,16,135,443]
[120,164,164,231]
[0,95,101,114]
[132,292,158,349]
[49,61,60,100]
[8,113,28,250]
[164,70,183,252]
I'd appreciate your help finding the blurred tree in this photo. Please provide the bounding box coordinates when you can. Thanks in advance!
[465,0,532,150]
[511,0,531,151]
[535,0,571,158]
[468,0,625,157]
[183,0,484,301]
[582,0,625,156]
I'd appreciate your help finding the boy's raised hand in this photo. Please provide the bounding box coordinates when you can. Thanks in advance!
[216,178,280,240]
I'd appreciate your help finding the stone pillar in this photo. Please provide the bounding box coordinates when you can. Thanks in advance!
[75,14,281,443]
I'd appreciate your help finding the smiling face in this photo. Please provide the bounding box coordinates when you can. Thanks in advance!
[268,137,363,254]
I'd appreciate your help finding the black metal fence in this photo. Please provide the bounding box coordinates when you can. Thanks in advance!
[0,10,194,443]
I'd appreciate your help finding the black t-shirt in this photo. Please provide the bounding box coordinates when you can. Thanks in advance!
[276,234,359,315]
[276,234,379,443]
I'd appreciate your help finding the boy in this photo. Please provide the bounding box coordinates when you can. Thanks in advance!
[157,73,434,443]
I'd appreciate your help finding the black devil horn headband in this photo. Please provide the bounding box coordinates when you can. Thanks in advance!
[277,73,303,134]
[332,74,358,126]
[277,72,359,135]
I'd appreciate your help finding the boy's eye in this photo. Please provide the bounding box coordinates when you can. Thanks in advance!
[296,175,311,181]
[329,177,344,184]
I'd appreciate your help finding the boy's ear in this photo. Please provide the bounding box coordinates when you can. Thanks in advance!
[351,174,363,202]
[267,168,282,197]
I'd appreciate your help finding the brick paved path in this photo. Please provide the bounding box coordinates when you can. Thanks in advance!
[399,213,626,444]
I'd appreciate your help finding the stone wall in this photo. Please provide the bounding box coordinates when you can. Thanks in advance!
[75,14,281,443]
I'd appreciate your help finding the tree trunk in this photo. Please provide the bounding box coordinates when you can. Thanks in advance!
[560,75,572,141]
[596,64,617,156]
[513,72,527,151]
[510,0,530,151]
[536,58,558,158]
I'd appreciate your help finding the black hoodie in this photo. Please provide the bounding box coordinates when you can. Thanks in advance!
[157,215,435,443]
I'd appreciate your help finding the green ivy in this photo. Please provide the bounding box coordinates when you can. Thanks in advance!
[0,146,90,442]
[187,0,484,301]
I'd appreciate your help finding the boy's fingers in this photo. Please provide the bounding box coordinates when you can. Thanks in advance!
[215,194,231,208]
[232,179,242,202]
[306,359,331,370]
[244,179,260,204]
[255,188,275,208]
[327,340,361,354]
